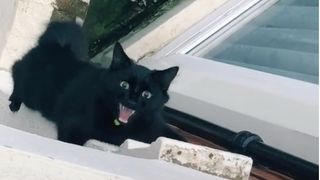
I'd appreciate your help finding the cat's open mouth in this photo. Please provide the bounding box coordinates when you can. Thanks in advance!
[118,103,135,123]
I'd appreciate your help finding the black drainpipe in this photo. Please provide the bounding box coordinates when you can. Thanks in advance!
[163,107,319,180]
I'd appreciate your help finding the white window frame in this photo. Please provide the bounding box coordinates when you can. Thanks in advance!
[154,0,278,57]
[141,0,319,164]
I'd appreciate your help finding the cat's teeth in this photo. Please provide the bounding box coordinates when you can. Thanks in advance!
[119,103,134,114]
[119,103,124,110]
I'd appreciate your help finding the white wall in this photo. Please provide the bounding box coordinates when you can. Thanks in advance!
[0,0,17,60]
[0,0,54,70]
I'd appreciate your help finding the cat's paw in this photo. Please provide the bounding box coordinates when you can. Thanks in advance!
[9,101,21,112]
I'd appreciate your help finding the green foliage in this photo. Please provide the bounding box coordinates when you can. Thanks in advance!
[83,0,131,41]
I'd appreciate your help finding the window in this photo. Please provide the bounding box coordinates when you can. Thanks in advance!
[192,0,318,84]
[157,0,319,83]
[143,0,319,163]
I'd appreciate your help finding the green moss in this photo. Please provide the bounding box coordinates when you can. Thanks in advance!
[51,0,89,22]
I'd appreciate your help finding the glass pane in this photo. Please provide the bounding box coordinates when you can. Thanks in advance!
[196,0,318,84]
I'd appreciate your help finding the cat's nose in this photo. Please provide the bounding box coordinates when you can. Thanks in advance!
[127,100,137,106]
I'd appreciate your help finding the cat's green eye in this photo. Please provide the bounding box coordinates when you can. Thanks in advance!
[120,81,129,90]
[141,91,152,99]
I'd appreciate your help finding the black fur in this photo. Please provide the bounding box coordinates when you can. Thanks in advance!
[9,22,185,145]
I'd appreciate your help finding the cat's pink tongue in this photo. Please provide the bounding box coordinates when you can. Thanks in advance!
[118,104,135,123]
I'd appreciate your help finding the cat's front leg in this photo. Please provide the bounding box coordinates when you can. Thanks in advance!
[9,91,22,112]
[95,132,129,146]
[57,122,91,145]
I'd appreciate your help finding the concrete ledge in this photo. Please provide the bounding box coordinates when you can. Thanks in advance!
[0,147,131,180]
[0,125,223,180]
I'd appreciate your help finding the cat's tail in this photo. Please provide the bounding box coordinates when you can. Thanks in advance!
[38,21,89,61]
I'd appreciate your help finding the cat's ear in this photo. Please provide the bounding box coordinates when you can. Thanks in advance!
[110,42,132,70]
[151,66,179,91]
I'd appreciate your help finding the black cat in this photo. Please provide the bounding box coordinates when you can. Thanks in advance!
[9,21,185,145]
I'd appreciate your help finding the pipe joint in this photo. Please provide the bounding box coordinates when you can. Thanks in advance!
[232,131,263,155]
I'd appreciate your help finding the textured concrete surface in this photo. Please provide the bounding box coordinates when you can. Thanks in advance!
[118,138,252,180]
[158,139,252,180]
